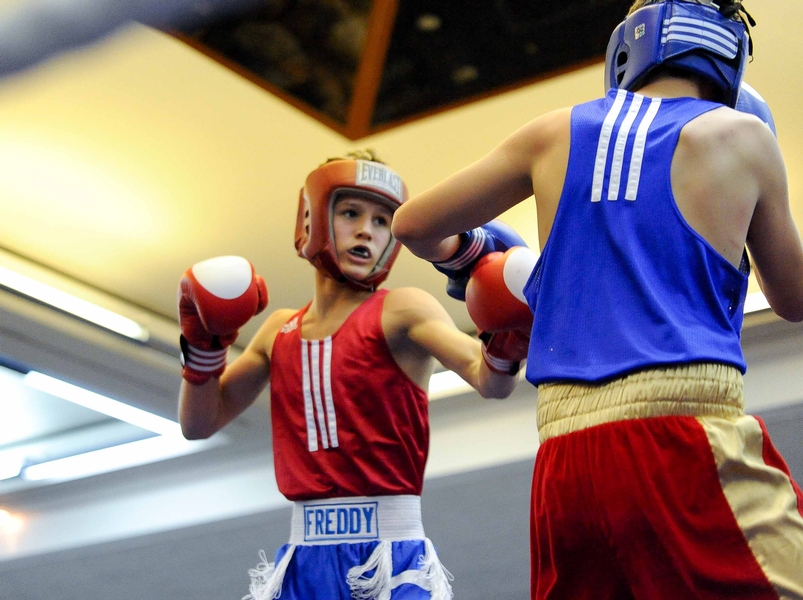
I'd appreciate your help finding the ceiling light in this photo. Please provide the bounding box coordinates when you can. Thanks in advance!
[451,65,479,85]
[21,435,213,482]
[14,373,222,484]
[0,454,23,482]
[416,14,441,32]
[23,371,180,436]
[0,264,149,342]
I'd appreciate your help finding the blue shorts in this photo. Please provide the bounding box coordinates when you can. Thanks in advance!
[244,495,453,600]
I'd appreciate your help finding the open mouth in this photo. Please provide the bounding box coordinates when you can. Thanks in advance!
[348,246,371,260]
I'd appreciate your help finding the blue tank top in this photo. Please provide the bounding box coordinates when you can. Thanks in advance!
[523,89,749,385]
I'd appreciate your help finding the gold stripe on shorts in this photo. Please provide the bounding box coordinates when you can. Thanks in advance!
[701,416,803,599]
[537,363,745,442]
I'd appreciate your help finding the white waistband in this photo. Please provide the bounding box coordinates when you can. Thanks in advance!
[289,495,425,545]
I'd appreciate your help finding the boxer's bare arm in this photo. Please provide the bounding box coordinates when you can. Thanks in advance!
[393,107,570,260]
[382,287,518,399]
[746,125,803,321]
[179,309,291,438]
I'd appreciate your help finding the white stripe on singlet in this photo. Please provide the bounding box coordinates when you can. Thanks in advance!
[322,337,338,447]
[301,339,319,452]
[592,89,628,202]
[608,93,644,201]
[624,98,661,201]
[301,337,339,452]
[310,340,329,449]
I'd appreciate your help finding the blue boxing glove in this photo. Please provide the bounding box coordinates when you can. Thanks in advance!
[432,220,527,301]
[736,82,777,137]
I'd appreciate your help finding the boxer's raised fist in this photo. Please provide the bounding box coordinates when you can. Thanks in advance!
[465,247,538,375]
[178,256,268,385]
[433,220,527,301]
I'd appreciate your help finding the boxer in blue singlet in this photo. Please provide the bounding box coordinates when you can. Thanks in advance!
[393,2,803,598]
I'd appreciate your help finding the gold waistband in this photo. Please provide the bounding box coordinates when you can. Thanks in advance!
[537,363,745,442]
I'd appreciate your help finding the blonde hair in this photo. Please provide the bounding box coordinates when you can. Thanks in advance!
[322,148,385,166]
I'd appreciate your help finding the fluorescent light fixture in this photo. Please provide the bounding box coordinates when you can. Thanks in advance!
[15,374,222,484]
[0,454,23,482]
[429,370,474,401]
[23,371,180,436]
[21,435,210,482]
[744,291,770,314]
[0,264,149,342]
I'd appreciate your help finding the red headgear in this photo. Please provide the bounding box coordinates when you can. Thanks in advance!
[294,159,408,291]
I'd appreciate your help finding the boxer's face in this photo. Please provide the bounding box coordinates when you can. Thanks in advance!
[332,195,393,281]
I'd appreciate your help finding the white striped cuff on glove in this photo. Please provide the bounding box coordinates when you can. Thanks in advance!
[433,227,488,271]
[481,344,522,376]
[182,343,228,375]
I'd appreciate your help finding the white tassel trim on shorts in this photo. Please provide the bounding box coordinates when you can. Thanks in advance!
[242,545,296,600]
[346,538,454,600]
[416,538,454,600]
[347,540,394,600]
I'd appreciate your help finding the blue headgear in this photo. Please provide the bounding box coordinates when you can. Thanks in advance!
[735,81,777,136]
[605,0,751,107]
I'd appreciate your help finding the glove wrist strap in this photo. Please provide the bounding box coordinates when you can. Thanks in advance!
[481,344,522,376]
[180,335,228,385]
[433,228,487,271]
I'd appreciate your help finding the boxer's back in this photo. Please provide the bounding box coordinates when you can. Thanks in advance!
[524,89,750,385]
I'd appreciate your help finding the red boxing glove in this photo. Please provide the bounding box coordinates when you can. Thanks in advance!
[465,247,538,375]
[178,256,269,385]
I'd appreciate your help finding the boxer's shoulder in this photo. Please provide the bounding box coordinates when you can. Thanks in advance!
[383,287,443,316]
[255,307,302,347]
[381,287,453,336]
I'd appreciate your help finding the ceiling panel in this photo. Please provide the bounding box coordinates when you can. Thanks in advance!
[173,0,633,137]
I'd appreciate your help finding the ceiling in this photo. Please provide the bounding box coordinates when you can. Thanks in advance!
[175,0,634,136]
[0,0,802,507]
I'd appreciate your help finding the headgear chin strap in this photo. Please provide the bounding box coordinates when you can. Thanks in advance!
[294,159,408,292]
[605,0,750,107]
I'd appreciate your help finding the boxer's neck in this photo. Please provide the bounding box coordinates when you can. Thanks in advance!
[303,270,374,335]
[636,72,716,102]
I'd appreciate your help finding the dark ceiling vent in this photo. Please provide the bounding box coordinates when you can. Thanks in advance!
[171,0,632,139]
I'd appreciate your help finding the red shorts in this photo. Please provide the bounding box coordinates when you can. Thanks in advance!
[532,365,803,600]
